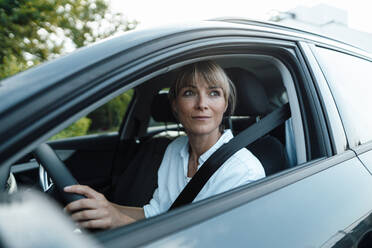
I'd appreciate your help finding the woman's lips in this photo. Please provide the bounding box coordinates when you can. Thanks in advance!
[192,116,211,120]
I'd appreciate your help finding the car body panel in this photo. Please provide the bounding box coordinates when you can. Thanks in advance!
[98,151,372,248]
[143,156,372,248]
[353,143,372,176]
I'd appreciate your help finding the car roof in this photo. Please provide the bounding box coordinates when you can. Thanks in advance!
[209,18,371,55]
[0,18,370,113]
[211,18,351,43]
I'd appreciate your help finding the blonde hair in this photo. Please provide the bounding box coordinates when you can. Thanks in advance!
[168,60,236,116]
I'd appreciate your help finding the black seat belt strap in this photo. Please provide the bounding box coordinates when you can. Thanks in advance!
[169,103,290,210]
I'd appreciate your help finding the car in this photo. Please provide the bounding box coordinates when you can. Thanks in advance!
[1,18,372,247]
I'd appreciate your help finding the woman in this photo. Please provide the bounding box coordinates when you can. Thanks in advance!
[64,60,265,229]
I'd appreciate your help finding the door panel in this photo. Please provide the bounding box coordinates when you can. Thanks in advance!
[353,143,372,176]
[356,151,372,176]
[49,133,119,189]
[143,155,372,248]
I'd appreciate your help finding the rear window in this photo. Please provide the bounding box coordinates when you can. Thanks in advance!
[315,47,372,147]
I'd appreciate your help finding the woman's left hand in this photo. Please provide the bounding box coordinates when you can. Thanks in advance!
[64,185,128,229]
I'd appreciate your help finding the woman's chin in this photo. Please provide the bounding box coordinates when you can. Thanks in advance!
[186,126,220,137]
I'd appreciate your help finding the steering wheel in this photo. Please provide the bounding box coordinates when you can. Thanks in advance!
[33,143,85,204]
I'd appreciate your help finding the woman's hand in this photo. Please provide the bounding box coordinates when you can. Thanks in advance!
[64,185,130,229]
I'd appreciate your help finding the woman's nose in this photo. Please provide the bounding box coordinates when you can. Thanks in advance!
[196,94,208,110]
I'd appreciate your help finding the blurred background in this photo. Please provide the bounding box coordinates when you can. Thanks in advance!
[1,0,371,138]
[111,0,371,32]
[111,0,372,52]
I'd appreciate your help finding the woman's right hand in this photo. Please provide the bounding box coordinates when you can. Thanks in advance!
[64,185,131,229]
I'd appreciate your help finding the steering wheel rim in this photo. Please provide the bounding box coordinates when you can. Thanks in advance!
[33,143,85,204]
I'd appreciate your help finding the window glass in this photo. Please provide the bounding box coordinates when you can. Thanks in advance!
[51,89,134,140]
[315,47,372,146]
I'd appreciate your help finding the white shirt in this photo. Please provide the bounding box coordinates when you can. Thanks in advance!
[143,129,265,218]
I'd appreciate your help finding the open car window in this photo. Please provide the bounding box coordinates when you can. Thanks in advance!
[128,55,307,168]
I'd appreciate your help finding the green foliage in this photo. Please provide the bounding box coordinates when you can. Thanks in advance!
[0,0,138,79]
[52,89,134,140]
[0,0,137,139]
[88,89,134,132]
[50,117,91,140]
[0,54,30,77]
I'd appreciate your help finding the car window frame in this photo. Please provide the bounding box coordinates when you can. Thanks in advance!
[116,41,331,163]
[299,42,348,154]
[310,45,372,150]
[95,37,334,246]
[125,54,308,165]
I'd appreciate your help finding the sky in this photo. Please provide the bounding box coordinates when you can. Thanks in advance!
[110,0,372,34]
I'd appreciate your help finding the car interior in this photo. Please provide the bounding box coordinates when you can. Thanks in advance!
[11,54,302,210]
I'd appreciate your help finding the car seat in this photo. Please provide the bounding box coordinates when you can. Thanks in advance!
[110,93,175,206]
[225,67,289,176]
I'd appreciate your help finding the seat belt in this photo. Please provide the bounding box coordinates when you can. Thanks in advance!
[169,103,290,210]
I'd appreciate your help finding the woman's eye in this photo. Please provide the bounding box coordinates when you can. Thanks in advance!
[210,90,221,97]
[182,90,194,97]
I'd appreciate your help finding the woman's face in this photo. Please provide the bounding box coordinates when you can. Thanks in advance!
[172,78,227,138]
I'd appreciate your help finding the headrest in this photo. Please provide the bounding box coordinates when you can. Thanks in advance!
[151,92,178,123]
[225,67,270,117]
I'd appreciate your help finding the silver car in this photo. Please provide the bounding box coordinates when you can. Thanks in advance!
[1,19,372,247]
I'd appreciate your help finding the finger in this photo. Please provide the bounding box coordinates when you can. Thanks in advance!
[64,185,99,199]
[71,209,105,222]
[64,185,103,199]
[65,198,100,213]
[79,219,111,230]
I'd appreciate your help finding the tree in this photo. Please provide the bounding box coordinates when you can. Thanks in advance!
[87,89,134,132]
[0,0,138,79]
[0,0,138,139]
[50,117,91,140]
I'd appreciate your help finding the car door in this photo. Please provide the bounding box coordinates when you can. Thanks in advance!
[95,27,372,247]
[308,42,372,247]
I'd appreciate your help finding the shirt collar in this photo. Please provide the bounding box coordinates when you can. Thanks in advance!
[179,129,234,176]
[180,137,189,160]
[198,129,233,167]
